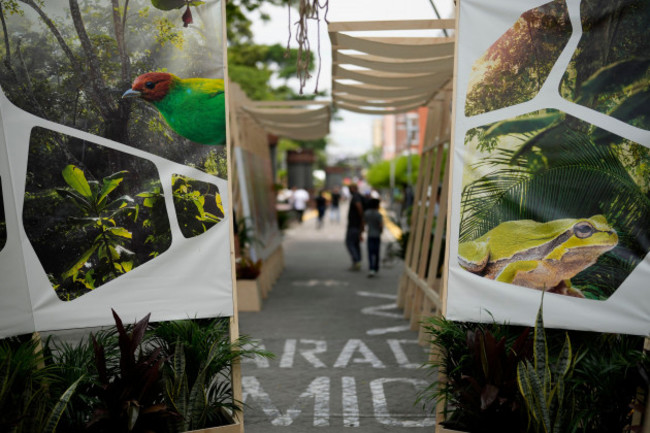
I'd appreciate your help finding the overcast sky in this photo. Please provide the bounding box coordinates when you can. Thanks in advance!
[245,0,455,159]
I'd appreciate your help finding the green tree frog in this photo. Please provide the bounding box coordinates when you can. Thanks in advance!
[458,215,618,297]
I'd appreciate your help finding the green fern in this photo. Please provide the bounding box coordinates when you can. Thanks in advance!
[460,126,650,297]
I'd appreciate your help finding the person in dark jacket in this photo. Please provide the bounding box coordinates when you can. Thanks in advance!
[315,190,327,229]
[363,198,383,277]
[345,183,364,271]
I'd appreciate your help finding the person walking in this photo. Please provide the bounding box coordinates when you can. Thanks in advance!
[291,186,310,223]
[364,198,383,277]
[345,183,364,271]
[329,186,341,223]
[315,190,327,229]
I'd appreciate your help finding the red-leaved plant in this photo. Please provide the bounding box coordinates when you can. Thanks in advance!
[87,309,178,433]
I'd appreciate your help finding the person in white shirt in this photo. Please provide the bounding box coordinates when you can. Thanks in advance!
[291,186,310,223]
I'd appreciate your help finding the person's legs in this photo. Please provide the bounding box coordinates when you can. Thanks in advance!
[345,227,362,268]
[367,237,380,273]
[331,205,340,223]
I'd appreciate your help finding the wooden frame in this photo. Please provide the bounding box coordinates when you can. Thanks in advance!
[328,19,455,115]
[395,86,452,346]
[222,2,243,427]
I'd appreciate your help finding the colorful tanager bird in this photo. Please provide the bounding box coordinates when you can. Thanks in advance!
[123,72,226,145]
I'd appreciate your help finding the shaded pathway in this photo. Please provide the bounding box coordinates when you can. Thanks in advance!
[239,205,435,432]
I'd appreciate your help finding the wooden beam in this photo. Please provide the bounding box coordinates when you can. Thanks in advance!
[248,100,331,107]
[360,36,455,45]
[328,19,456,32]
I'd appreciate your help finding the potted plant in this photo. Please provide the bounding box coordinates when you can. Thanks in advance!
[151,317,272,432]
[0,334,83,433]
[419,317,532,433]
[235,218,264,311]
[86,310,177,433]
[420,303,649,433]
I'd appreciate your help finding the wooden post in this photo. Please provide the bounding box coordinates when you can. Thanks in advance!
[434,2,461,431]
[221,1,243,429]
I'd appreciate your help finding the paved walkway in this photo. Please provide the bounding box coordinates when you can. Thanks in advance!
[239,204,436,432]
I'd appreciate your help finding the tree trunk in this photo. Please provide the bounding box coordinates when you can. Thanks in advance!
[68,0,114,119]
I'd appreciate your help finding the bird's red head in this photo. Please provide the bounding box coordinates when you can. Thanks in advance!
[127,72,176,102]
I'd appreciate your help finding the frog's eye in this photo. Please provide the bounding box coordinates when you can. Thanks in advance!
[574,221,595,239]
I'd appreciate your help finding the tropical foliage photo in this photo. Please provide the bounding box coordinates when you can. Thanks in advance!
[459,109,650,300]
[23,128,173,301]
[172,173,225,238]
[560,0,650,131]
[465,0,571,116]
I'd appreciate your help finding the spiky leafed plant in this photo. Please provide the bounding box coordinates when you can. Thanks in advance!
[0,336,82,433]
[152,318,273,430]
[460,122,650,298]
[47,328,119,433]
[517,297,574,433]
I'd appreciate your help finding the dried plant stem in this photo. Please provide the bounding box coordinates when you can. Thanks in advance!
[288,0,329,95]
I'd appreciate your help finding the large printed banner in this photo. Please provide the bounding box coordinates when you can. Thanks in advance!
[447,0,650,335]
[0,0,233,337]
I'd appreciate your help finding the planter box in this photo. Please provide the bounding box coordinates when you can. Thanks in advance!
[184,409,241,433]
[185,423,240,433]
[236,278,262,312]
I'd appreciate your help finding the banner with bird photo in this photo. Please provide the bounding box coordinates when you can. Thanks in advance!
[0,0,233,337]
[446,0,650,335]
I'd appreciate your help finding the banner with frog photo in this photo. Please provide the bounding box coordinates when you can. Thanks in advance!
[447,0,650,335]
[0,0,233,337]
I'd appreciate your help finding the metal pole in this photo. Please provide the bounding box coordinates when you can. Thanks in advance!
[428,0,449,37]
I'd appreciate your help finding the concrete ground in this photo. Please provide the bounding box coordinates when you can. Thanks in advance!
[238,204,436,432]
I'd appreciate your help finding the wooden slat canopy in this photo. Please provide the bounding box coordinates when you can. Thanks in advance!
[328,19,455,114]
[242,101,331,141]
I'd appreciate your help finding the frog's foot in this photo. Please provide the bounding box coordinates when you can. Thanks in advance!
[547,280,586,298]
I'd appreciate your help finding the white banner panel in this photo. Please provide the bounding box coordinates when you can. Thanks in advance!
[447,0,650,335]
[0,0,233,337]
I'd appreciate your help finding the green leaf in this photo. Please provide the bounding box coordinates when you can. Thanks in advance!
[200,212,222,223]
[607,87,650,123]
[56,188,92,210]
[98,172,127,205]
[533,300,547,382]
[527,361,552,433]
[517,362,535,418]
[553,377,565,433]
[127,400,140,430]
[555,334,572,378]
[484,111,562,139]
[62,245,98,280]
[151,0,186,10]
[579,57,650,97]
[44,376,84,433]
[62,165,93,198]
[107,226,132,239]
[109,245,120,260]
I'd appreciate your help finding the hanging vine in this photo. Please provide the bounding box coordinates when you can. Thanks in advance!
[286,0,329,94]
